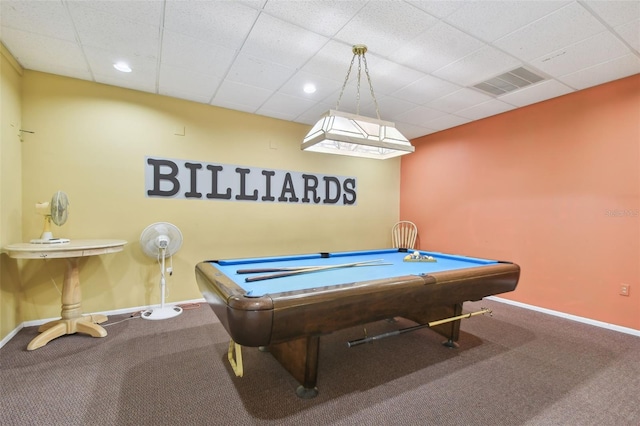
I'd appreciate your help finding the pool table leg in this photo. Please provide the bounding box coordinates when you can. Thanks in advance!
[269,336,320,399]
[407,303,463,348]
[435,303,463,348]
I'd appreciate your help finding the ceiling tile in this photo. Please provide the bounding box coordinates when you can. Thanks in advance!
[391,75,461,105]
[2,0,636,140]
[558,54,640,90]
[390,21,485,73]
[373,95,422,121]
[583,0,640,27]
[615,19,640,52]
[93,74,157,95]
[395,105,447,126]
[365,58,426,96]
[263,0,365,37]
[225,53,296,91]
[257,92,317,121]
[320,84,376,116]
[212,80,274,111]
[433,46,521,87]
[426,88,493,114]
[395,121,438,140]
[68,4,160,59]
[333,1,439,57]
[445,1,570,42]
[68,0,163,27]
[237,0,268,9]
[0,27,87,73]
[295,101,338,125]
[278,70,342,101]
[494,2,607,61]
[240,13,329,69]
[531,30,630,77]
[456,99,516,121]
[424,114,471,132]
[406,1,465,20]
[158,65,220,104]
[161,30,236,78]
[299,39,354,81]
[0,0,76,41]
[84,46,157,87]
[499,80,574,107]
[163,1,258,50]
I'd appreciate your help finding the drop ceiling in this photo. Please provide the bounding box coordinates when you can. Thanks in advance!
[1,0,638,139]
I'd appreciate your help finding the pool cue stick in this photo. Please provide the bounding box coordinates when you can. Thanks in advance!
[347,308,492,347]
[237,258,385,274]
[244,260,390,283]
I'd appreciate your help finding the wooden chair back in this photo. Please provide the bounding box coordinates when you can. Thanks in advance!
[392,221,418,249]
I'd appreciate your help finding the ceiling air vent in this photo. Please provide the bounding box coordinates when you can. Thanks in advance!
[472,67,545,96]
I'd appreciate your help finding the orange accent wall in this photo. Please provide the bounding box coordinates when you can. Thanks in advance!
[401,74,639,330]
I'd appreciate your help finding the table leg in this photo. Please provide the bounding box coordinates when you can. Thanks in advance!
[27,257,108,350]
[269,336,320,398]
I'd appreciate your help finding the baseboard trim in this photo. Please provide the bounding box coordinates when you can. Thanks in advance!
[3,297,637,349]
[0,298,207,350]
[0,324,24,350]
[488,296,640,337]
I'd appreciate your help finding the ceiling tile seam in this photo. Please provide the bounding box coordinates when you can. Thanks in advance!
[259,0,368,39]
[249,0,369,117]
[522,27,636,92]
[244,1,465,109]
[483,1,577,46]
[577,0,640,58]
[246,1,370,122]
[402,0,448,21]
[289,50,413,123]
[419,1,597,92]
[155,0,167,95]
[354,2,475,94]
[242,1,439,121]
[392,117,437,133]
[427,87,522,113]
[62,0,94,82]
[428,32,562,95]
[419,4,555,67]
[206,9,264,105]
[351,15,514,96]
[252,37,340,120]
[557,52,640,81]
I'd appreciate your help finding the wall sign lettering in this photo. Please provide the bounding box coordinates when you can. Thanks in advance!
[145,156,357,205]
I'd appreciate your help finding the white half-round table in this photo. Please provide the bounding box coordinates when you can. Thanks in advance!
[4,239,127,350]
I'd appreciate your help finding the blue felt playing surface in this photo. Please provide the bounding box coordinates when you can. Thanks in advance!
[211,249,498,297]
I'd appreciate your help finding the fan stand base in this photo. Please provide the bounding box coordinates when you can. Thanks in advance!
[141,306,183,320]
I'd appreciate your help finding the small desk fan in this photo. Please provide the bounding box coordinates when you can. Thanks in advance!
[140,222,183,320]
[30,191,71,244]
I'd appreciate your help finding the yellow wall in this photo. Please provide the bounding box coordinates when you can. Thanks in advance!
[3,70,399,330]
[1,45,24,339]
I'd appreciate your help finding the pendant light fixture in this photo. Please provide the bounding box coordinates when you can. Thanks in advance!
[302,44,414,160]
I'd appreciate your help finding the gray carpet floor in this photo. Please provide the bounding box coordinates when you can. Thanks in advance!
[1,299,639,425]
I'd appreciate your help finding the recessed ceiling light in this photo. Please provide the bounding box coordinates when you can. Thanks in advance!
[303,83,316,94]
[113,62,132,73]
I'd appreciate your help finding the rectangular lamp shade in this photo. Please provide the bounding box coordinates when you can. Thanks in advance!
[302,110,415,160]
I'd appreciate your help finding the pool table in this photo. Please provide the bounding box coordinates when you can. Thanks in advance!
[195,248,520,398]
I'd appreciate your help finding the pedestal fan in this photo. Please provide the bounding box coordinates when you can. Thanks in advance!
[30,190,71,244]
[140,222,183,320]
